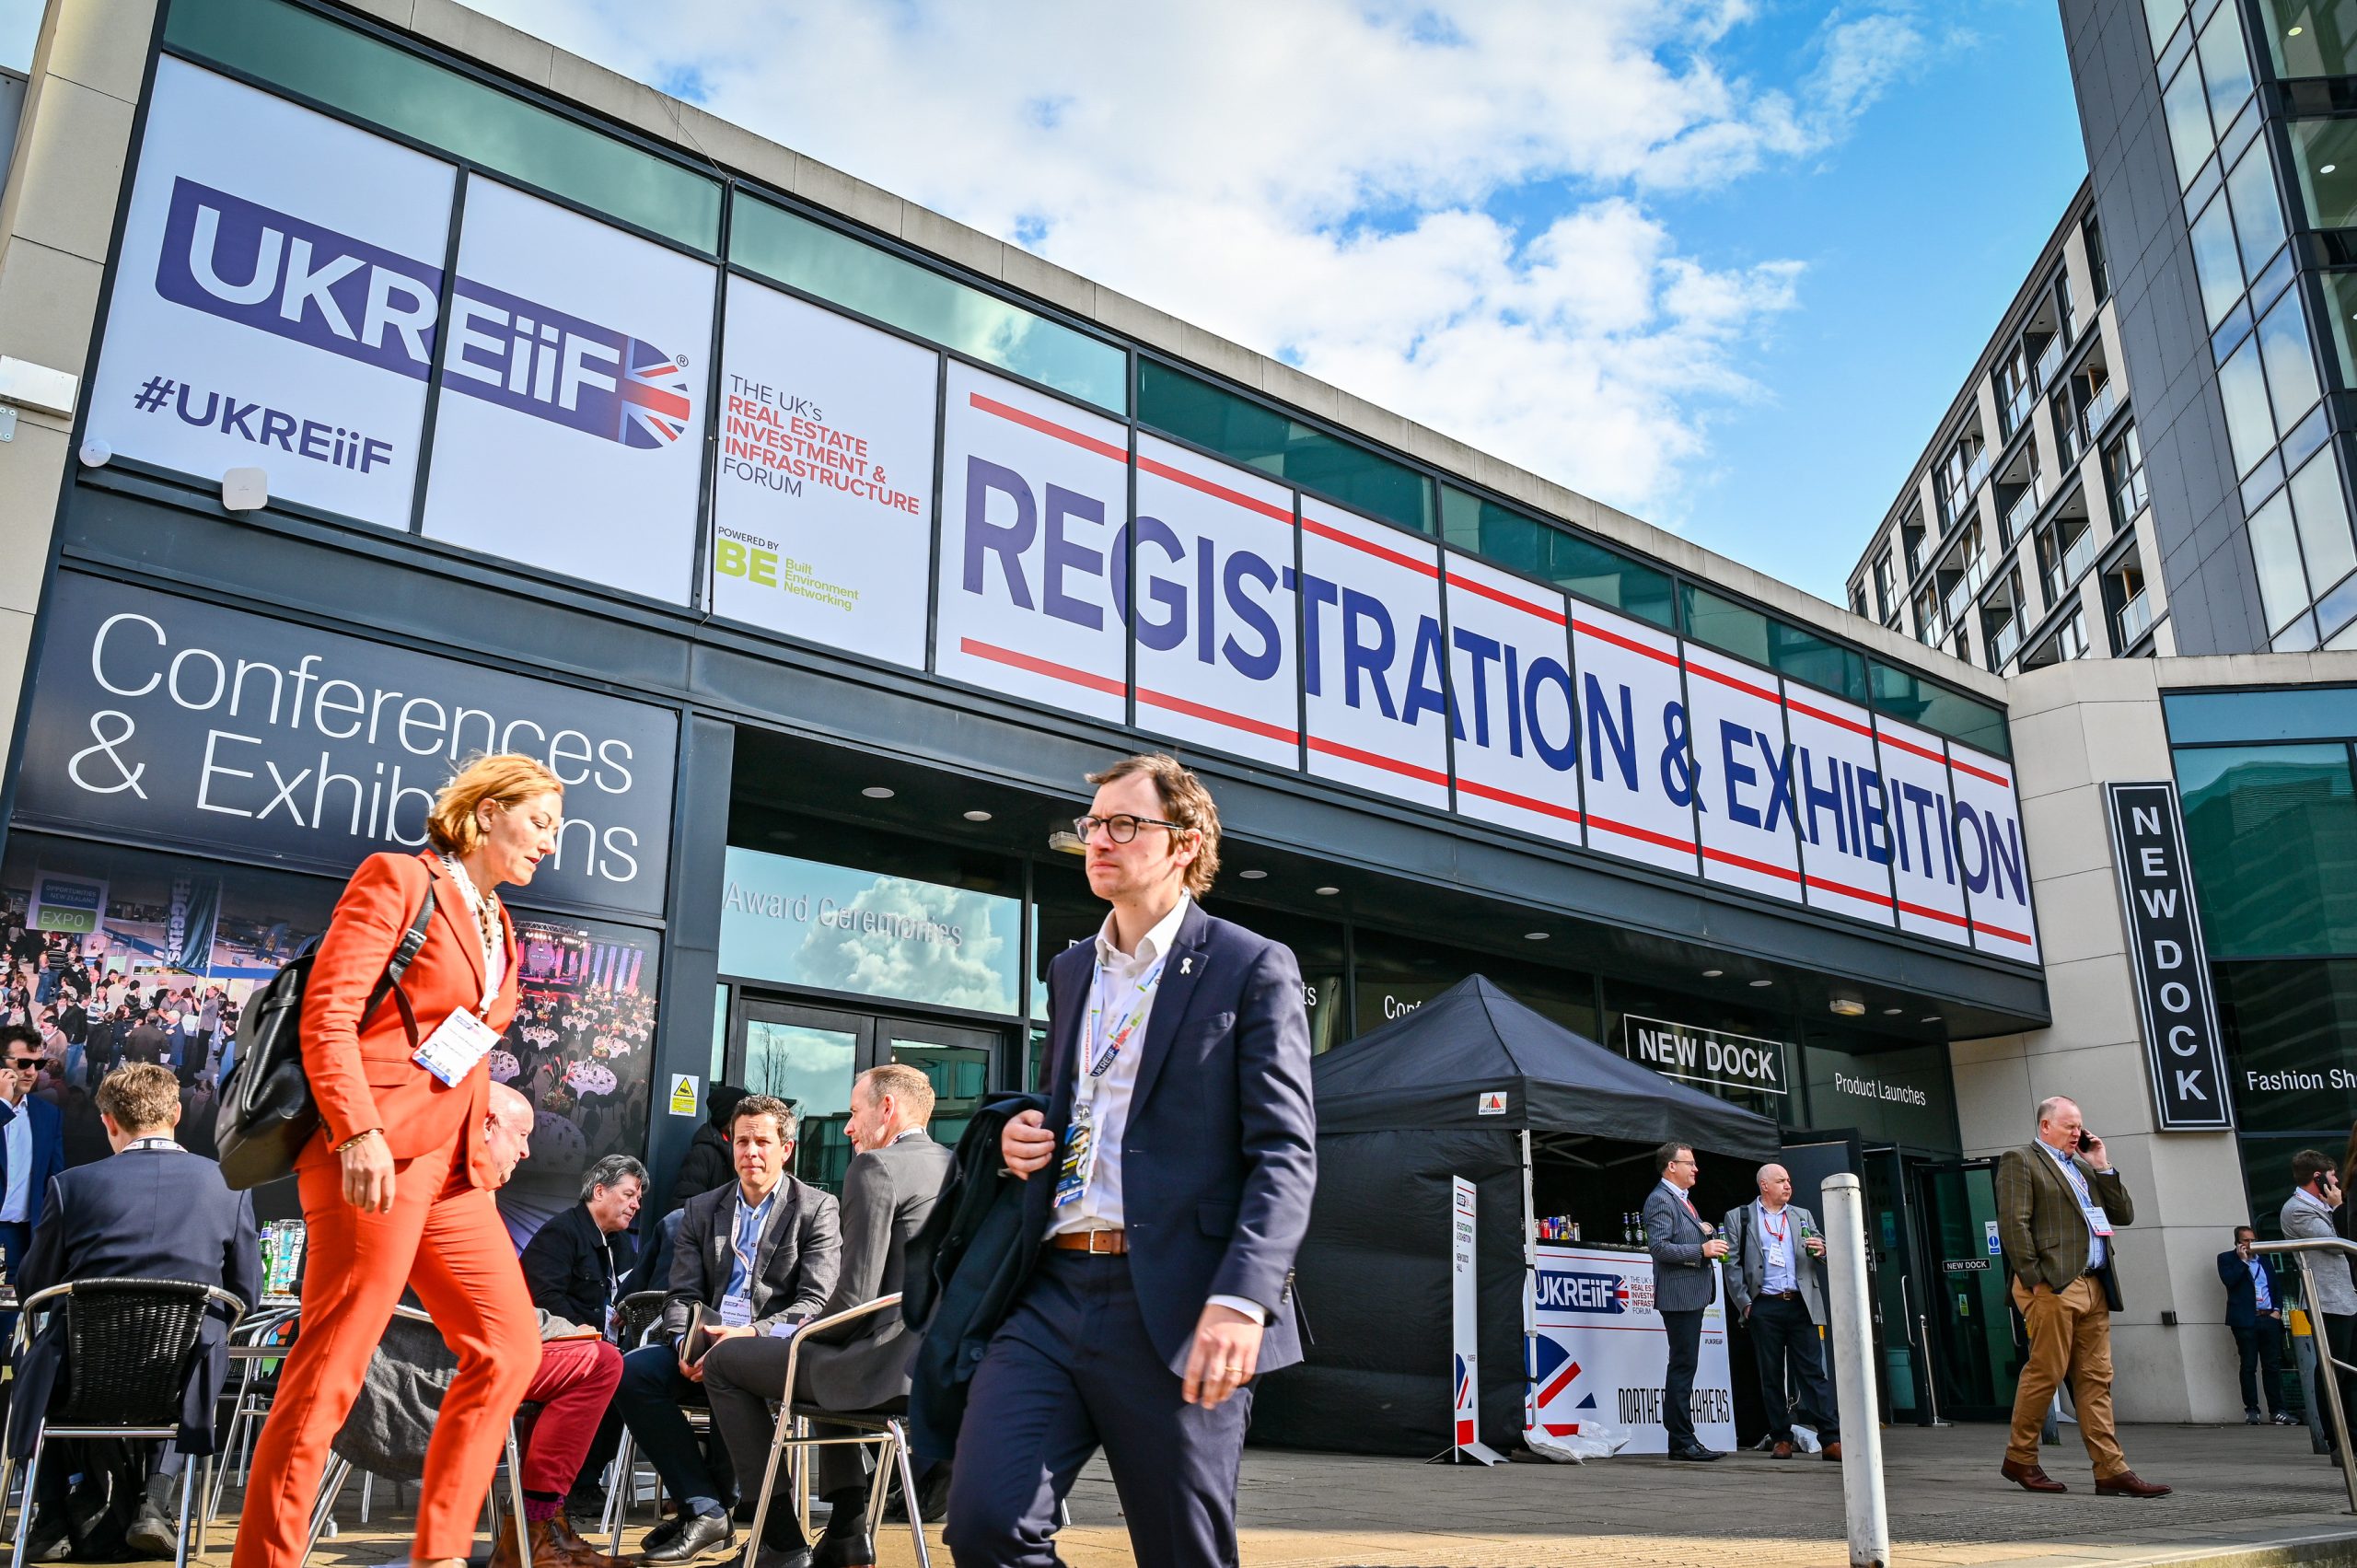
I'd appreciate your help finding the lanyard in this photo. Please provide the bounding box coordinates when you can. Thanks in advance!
[438,855,501,1014]
[2049,1148,2094,1203]
[1761,1206,1788,1246]
[1078,952,1167,1103]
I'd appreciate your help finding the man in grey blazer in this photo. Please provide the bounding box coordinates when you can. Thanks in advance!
[705,1064,957,1568]
[1644,1141,1728,1460]
[1722,1164,1841,1461]
[2282,1149,2357,1464]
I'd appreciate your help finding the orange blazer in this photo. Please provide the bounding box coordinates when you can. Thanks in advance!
[298,850,519,1188]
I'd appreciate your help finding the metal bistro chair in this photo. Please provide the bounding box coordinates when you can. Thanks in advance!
[737,1294,928,1568]
[0,1277,250,1568]
[206,1302,302,1524]
[300,1305,530,1568]
[599,1288,676,1552]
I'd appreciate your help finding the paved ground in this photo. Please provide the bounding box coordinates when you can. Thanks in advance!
[275,1423,2357,1568]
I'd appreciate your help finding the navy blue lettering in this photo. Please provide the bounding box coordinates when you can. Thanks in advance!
[1757,731,1796,835]
[1500,642,1524,754]
[1294,569,1339,695]
[1662,702,1698,809]
[1585,674,1637,791]
[1800,747,1845,851]
[1954,800,1991,895]
[1453,627,1502,748]
[1130,513,1186,651]
[1720,720,1761,828]
[1985,808,2026,905]
[1222,552,1283,681]
[1340,589,1399,717]
[258,408,296,450]
[1860,767,1893,867]
[1525,656,1577,772]
[962,457,1036,608]
[1194,541,1217,665]
[1041,484,1106,631]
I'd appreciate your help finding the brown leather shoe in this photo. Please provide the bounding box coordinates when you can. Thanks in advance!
[1772,1440,1794,1458]
[2095,1469,2173,1499]
[547,1513,633,1568]
[1821,1442,1843,1462]
[2001,1458,2068,1493]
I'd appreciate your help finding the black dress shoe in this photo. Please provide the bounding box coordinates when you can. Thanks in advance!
[811,1527,876,1568]
[1669,1445,1724,1461]
[125,1497,180,1562]
[642,1510,736,1563]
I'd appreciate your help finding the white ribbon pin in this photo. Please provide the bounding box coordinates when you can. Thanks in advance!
[1180,957,1193,975]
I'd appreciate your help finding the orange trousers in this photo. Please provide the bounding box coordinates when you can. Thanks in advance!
[231,1135,539,1568]
[2006,1276,2125,1477]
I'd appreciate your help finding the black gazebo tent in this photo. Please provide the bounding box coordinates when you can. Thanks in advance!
[1253,975,1782,1456]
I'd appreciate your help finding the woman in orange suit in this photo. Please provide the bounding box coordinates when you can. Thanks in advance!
[233,754,563,1568]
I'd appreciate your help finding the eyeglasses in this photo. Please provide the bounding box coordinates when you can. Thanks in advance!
[1073,813,1190,845]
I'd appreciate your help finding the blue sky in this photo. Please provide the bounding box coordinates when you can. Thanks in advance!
[0,0,2088,605]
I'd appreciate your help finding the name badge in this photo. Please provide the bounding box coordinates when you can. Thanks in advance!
[720,1295,753,1329]
[2083,1202,2114,1237]
[1051,1103,1097,1212]
[412,1009,499,1087]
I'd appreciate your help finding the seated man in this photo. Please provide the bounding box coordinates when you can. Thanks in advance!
[521,1154,648,1518]
[707,1065,955,1568]
[617,1094,839,1565]
[482,1083,634,1568]
[7,1063,259,1562]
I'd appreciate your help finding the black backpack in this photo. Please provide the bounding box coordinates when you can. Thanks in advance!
[215,894,435,1191]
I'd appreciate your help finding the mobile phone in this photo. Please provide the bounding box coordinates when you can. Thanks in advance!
[2076,1131,2095,1153]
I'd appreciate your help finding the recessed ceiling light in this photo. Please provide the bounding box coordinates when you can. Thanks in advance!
[1239,868,1268,879]
[1314,885,1341,896]
[2292,24,2305,34]
[1523,931,1550,941]
[1829,996,1866,1017]
[861,786,895,799]
[1921,1016,1941,1024]
[1701,969,1724,979]
[962,809,993,822]
[1883,1007,1903,1016]
[1748,979,1773,988]
[2327,163,2340,175]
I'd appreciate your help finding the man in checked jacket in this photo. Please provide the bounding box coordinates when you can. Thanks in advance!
[1994,1095,2169,1498]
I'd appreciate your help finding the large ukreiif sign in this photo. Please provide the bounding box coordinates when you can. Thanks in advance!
[80,56,2039,964]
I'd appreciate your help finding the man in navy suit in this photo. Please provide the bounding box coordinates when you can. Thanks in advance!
[2219,1225,2296,1424]
[0,1024,67,1295]
[946,753,1317,1568]
[10,1062,259,1560]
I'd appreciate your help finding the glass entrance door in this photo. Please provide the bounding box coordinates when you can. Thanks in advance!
[1861,1147,1927,1424]
[731,996,1009,1194]
[1911,1157,2023,1422]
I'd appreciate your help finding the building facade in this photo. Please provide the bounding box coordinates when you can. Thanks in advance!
[0,0,2346,1432]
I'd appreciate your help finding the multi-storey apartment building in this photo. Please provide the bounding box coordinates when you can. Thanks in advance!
[1848,183,2170,676]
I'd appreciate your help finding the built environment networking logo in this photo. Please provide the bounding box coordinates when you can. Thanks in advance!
[155,177,693,449]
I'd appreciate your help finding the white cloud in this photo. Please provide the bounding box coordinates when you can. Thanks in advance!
[470,0,1937,524]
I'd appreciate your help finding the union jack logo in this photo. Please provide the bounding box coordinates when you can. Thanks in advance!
[615,339,693,448]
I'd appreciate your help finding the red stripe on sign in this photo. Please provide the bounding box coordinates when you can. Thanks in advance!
[1302,516,1441,576]
[1538,1360,1580,1407]
[1877,729,1945,765]
[1306,733,1450,787]
[1971,917,2034,945]
[1685,658,1779,704]
[1585,812,1697,854]
[1804,873,1895,908]
[1896,898,1970,927]
[1136,686,1298,745]
[1456,776,1584,824]
[957,638,1126,697]
[1456,1420,1475,1445]
[1573,618,1679,668]
[1135,453,1295,527]
[969,392,1128,463]
[1785,697,1873,738]
[1446,572,1567,625]
[1701,845,1802,882]
[1950,755,2009,787]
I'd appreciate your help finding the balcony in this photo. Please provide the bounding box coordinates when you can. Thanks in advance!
[2002,477,2044,541]
[2036,333,2068,389]
[2000,382,2034,441]
[1989,618,2022,671]
[1943,553,1990,625]
[2117,587,2154,647]
[1940,448,1993,528]
[2081,382,2119,446]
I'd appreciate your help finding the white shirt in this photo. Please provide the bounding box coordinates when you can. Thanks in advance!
[1755,1202,1796,1294]
[0,1097,31,1224]
[1048,896,1267,1326]
[2041,1140,2108,1270]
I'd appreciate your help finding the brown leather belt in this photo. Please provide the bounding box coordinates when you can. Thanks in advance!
[1051,1229,1128,1255]
[1760,1290,1801,1300]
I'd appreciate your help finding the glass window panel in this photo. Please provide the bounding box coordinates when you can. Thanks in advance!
[2293,448,2357,594]
[2292,118,2357,230]
[2322,271,2357,389]
[2228,146,2291,278]
[165,0,722,251]
[1768,620,1869,703]
[1440,485,1552,577]
[1680,585,1773,666]
[2261,292,2326,434]
[1136,360,1432,533]
[1867,663,2011,758]
[2176,743,2357,956]
[730,196,1122,412]
[2198,5,2256,131]
[1546,531,1677,628]
[2220,334,2281,475]
[2247,487,2315,629]
[2164,60,2219,189]
[2166,687,2357,743]
[2189,194,2247,326]
[2258,0,2357,76]
[2147,0,2189,53]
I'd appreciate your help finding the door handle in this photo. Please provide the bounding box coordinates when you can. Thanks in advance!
[1899,1273,1917,1348]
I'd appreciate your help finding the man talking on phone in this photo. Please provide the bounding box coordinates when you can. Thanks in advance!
[2282,1150,2357,1464]
[945,754,1316,1568]
[1995,1096,2168,1497]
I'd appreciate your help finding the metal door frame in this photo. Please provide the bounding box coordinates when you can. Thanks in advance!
[1908,1154,2017,1424]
